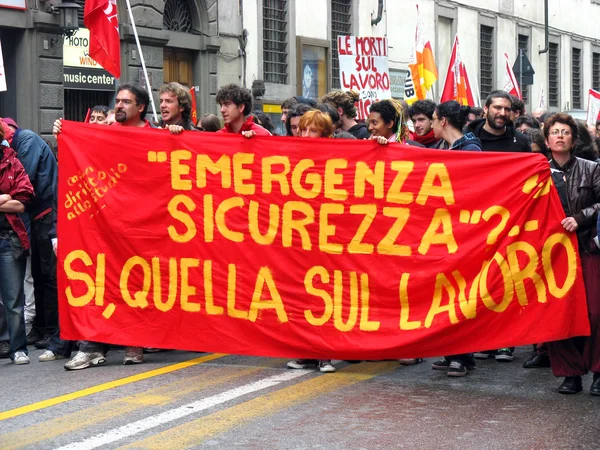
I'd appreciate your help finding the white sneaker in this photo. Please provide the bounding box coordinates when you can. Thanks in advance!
[12,351,30,365]
[39,350,66,362]
[64,351,105,370]
[318,360,336,373]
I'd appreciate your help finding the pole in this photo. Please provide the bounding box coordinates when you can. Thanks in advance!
[124,0,158,123]
[519,48,523,100]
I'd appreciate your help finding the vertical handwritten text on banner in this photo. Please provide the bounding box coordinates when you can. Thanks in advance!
[338,36,391,121]
[57,123,589,360]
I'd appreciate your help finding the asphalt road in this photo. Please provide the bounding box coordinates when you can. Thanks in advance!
[0,346,599,449]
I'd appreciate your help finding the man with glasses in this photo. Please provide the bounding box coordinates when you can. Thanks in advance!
[466,90,531,153]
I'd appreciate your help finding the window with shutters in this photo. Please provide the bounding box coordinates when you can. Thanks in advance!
[572,47,582,109]
[479,25,494,101]
[331,0,352,89]
[517,34,529,103]
[549,42,559,107]
[593,52,600,91]
[263,0,288,84]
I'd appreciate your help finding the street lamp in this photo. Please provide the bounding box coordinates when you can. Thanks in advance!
[52,1,81,38]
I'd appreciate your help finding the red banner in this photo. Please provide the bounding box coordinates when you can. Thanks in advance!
[57,122,589,360]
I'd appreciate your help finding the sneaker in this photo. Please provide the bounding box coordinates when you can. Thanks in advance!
[318,360,337,373]
[0,341,9,359]
[432,357,476,371]
[447,361,467,377]
[431,358,450,370]
[39,350,67,362]
[34,334,52,349]
[474,350,495,359]
[26,329,43,345]
[64,351,106,370]
[287,359,318,369]
[398,358,424,365]
[11,351,30,365]
[495,348,514,362]
[123,347,144,365]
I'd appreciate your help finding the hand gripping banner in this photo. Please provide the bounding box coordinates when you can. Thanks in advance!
[57,122,589,360]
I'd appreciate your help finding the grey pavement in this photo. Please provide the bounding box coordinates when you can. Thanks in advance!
[0,346,598,449]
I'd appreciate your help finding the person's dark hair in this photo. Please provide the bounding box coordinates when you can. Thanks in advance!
[573,120,599,161]
[316,102,340,127]
[514,114,540,130]
[285,103,315,136]
[522,128,548,158]
[538,112,549,125]
[434,101,471,131]
[408,99,436,120]
[116,83,150,120]
[252,111,276,134]
[321,90,360,119]
[370,99,400,134]
[596,119,600,128]
[469,107,484,119]
[511,96,525,115]
[485,90,513,108]
[543,113,578,144]
[159,82,193,122]
[216,83,253,116]
[281,97,299,110]
[91,105,109,116]
[199,113,222,132]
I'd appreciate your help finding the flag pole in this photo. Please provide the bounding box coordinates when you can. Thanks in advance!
[124,0,158,123]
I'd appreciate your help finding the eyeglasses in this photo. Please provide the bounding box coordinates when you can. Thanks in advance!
[549,129,572,136]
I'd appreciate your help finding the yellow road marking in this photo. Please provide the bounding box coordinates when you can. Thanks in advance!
[0,359,287,450]
[121,362,398,450]
[0,353,225,422]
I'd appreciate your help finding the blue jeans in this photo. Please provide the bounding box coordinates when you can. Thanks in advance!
[0,238,27,357]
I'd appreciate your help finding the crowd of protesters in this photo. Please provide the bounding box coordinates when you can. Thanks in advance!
[1,80,599,397]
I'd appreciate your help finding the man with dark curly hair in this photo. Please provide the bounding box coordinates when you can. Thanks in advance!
[216,84,271,136]
[408,99,442,148]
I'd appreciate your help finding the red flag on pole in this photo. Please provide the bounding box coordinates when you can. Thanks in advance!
[84,0,121,78]
[190,86,198,126]
[440,36,476,106]
[503,53,521,99]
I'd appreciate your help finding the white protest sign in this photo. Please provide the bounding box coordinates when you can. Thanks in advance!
[338,36,391,121]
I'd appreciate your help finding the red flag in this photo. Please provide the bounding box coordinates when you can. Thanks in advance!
[440,36,476,106]
[189,86,198,126]
[84,0,121,78]
[503,53,521,99]
[84,108,91,123]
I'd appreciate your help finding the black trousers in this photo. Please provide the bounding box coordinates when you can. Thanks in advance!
[31,214,58,336]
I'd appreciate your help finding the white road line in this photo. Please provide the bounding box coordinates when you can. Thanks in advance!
[54,370,313,450]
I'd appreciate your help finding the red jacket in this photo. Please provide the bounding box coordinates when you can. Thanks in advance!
[0,145,34,251]
[217,116,272,135]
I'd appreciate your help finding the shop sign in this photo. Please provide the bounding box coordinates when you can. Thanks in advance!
[63,28,115,91]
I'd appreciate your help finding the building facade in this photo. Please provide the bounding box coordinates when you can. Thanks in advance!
[2,0,600,141]
[243,0,600,127]
[0,0,243,142]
